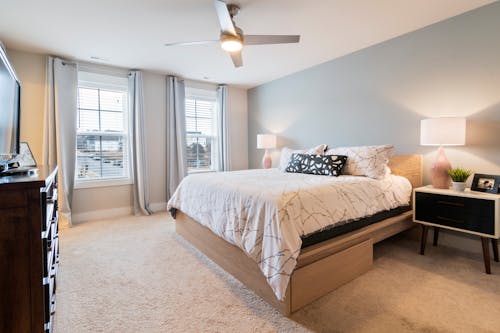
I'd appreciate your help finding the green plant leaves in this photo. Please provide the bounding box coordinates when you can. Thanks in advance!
[447,168,473,182]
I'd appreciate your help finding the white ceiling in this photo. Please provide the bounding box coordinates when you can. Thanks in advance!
[0,0,494,88]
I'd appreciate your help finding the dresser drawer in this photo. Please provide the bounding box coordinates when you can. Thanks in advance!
[43,276,55,324]
[42,202,55,234]
[42,240,51,278]
[415,192,495,235]
[50,236,59,278]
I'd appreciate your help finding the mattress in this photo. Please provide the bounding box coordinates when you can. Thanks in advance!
[301,205,411,248]
[167,168,412,301]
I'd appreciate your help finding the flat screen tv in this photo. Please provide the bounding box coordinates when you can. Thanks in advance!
[0,42,20,163]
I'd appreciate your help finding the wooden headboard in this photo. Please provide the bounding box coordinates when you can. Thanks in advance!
[388,154,423,188]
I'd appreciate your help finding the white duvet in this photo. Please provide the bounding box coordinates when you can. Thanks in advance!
[167,169,412,301]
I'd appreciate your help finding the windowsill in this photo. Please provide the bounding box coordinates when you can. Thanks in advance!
[188,169,217,174]
[74,177,133,189]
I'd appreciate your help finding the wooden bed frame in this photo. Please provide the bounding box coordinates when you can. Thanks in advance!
[175,155,423,316]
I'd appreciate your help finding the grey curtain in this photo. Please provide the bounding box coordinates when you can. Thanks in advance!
[43,57,78,227]
[129,71,152,215]
[166,76,187,200]
[216,85,231,171]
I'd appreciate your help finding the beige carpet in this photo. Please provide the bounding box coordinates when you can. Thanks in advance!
[54,213,500,333]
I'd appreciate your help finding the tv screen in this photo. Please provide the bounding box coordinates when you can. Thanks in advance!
[0,44,20,161]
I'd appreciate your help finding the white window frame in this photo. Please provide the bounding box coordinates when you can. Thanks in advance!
[74,72,133,189]
[185,87,218,174]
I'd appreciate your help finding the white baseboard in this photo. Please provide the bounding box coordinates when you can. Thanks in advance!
[72,206,133,224]
[149,202,167,213]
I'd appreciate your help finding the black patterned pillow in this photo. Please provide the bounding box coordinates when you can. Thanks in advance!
[285,154,347,176]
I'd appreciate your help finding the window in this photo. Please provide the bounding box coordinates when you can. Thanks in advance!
[185,88,217,173]
[75,72,132,188]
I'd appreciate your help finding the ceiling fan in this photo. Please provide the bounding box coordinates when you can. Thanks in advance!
[164,0,300,68]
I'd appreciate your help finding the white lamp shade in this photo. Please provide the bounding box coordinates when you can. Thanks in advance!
[420,117,466,146]
[257,134,277,149]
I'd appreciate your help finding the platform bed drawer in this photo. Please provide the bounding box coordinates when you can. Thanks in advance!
[415,192,495,235]
[290,239,373,312]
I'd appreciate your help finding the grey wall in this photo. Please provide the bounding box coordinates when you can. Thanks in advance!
[248,2,500,184]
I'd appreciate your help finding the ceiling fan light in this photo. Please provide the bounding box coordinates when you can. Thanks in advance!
[221,36,242,52]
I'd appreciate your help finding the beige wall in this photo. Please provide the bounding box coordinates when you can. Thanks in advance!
[6,48,248,221]
[72,185,133,214]
[228,86,248,170]
[143,71,168,209]
[7,49,45,163]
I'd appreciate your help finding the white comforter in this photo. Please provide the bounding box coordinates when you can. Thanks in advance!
[167,169,412,301]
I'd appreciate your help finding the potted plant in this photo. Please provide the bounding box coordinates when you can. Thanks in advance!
[447,168,473,192]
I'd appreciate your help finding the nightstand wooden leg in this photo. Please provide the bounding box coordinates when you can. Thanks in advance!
[420,225,429,255]
[492,239,499,262]
[481,237,491,274]
[433,227,440,246]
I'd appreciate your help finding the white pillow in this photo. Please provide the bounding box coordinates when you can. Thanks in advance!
[325,144,394,179]
[279,144,328,172]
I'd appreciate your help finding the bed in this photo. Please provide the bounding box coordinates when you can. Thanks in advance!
[168,154,422,315]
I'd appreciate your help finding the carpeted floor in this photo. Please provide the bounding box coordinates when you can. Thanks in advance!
[54,213,500,333]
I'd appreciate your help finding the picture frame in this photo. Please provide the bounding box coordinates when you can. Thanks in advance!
[471,173,500,194]
[16,142,37,167]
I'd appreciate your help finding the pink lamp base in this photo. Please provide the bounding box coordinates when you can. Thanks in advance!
[262,150,272,169]
[431,146,452,189]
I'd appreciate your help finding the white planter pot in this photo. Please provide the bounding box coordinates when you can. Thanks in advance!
[451,181,466,192]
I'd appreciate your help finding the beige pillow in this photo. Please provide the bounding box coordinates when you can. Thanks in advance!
[279,144,328,171]
[325,144,394,179]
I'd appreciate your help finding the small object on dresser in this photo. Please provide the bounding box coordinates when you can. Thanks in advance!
[447,167,473,192]
[471,173,500,194]
[17,142,37,167]
[0,142,39,177]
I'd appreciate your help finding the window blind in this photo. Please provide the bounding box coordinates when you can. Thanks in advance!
[185,97,216,172]
[76,85,130,181]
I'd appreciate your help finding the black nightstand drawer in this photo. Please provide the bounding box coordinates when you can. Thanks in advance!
[415,192,495,235]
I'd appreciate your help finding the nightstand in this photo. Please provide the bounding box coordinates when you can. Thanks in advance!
[413,186,500,274]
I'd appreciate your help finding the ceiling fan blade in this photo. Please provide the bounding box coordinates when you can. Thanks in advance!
[229,50,243,68]
[214,0,237,36]
[243,35,300,45]
[165,40,219,47]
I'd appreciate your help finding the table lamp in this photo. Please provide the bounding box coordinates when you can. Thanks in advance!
[420,117,466,189]
[257,134,277,169]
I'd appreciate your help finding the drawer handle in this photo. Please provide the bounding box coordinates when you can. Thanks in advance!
[437,200,465,207]
[437,216,464,224]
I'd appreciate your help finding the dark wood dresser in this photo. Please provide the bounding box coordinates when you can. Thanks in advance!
[0,166,59,333]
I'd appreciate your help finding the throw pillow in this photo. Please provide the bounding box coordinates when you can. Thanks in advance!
[325,144,394,179]
[279,144,328,171]
[285,153,347,176]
